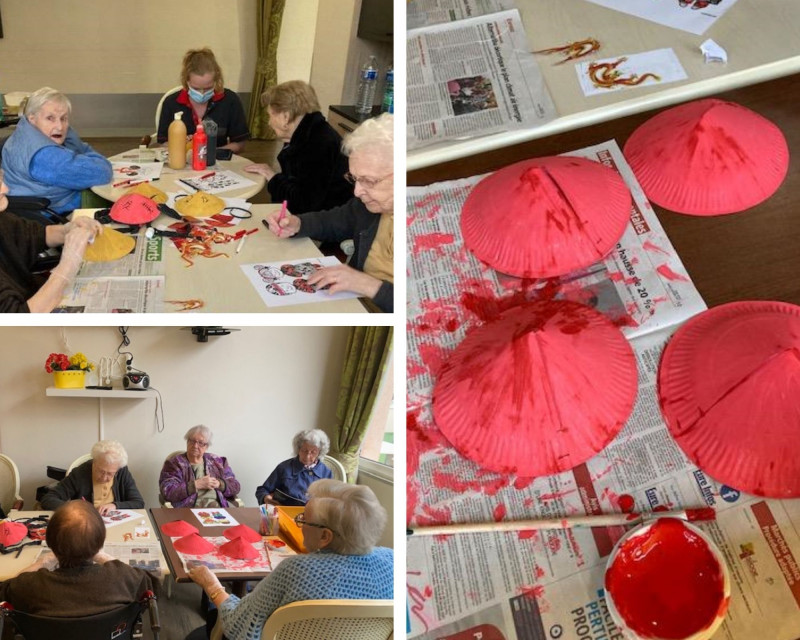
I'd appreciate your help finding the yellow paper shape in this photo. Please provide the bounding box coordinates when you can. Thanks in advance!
[125,182,167,204]
[174,191,225,218]
[83,227,136,262]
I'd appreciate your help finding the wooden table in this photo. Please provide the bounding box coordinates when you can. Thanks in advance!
[0,509,168,581]
[408,1,800,170]
[91,149,266,202]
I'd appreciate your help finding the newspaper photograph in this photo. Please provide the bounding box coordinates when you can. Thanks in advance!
[407,9,557,150]
[407,0,517,30]
[56,275,165,313]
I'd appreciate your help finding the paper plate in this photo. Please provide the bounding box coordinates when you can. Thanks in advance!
[432,300,638,476]
[174,191,225,218]
[160,520,198,537]
[83,227,136,262]
[624,99,789,216]
[125,182,167,204]
[0,520,28,547]
[219,536,259,560]
[109,192,161,224]
[173,532,214,554]
[461,156,631,278]
[223,524,261,543]
[658,301,800,497]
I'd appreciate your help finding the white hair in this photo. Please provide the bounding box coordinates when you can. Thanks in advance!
[342,113,393,165]
[24,87,72,117]
[185,425,213,446]
[307,479,387,555]
[91,440,128,468]
[292,429,330,458]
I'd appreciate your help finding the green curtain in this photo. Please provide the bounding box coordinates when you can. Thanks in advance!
[330,327,393,482]
[248,0,285,139]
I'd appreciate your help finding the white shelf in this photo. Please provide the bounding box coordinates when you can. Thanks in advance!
[45,387,156,399]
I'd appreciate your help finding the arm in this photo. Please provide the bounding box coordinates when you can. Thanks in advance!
[211,455,241,499]
[220,90,250,153]
[217,565,291,639]
[113,466,145,509]
[158,455,195,506]
[373,281,394,313]
[40,467,88,509]
[295,200,359,244]
[255,464,282,504]
[30,146,112,190]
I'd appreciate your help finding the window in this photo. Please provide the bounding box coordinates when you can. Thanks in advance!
[359,349,393,474]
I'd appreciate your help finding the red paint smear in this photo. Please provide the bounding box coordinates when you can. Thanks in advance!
[618,494,635,513]
[535,566,546,579]
[417,343,448,379]
[412,232,455,257]
[523,498,534,509]
[687,507,716,522]
[547,534,562,553]
[413,193,442,209]
[643,240,670,256]
[493,504,507,522]
[518,530,538,540]
[417,502,453,527]
[514,476,536,491]
[519,584,545,599]
[606,519,726,639]
[407,584,431,633]
[407,410,450,478]
[414,300,461,334]
[656,264,689,282]
[431,470,510,496]
[407,359,428,379]
[407,482,418,526]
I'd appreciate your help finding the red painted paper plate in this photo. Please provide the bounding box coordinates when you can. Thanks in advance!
[109,192,161,224]
[624,99,789,216]
[219,536,259,560]
[461,156,631,278]
[658,301,800,497]
[173,532,214,554]
[223,524,261,543]
[432,300,638,476]
[160,520,198,537]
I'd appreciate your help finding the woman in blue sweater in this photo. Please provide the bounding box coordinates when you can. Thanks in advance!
[190,479,393,640]
[1,87,112,214]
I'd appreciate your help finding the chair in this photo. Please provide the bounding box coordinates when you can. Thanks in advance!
[210,599,394,640]
[66,453,93,476]
[0,590,160,640]
[322,455,347,482]
[141,85,182,147]
[0,454,24,514]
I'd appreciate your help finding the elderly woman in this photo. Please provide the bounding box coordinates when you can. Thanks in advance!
[159,425,241,508]
[190,480,393,639]
[0,169,102,312]
[1,87,112,214]
[156,47,250,153]
[255,429,334,507]
[264,113,394,312]
[244,80,353,213]
[0,501,156,616]
[40,440,144,515]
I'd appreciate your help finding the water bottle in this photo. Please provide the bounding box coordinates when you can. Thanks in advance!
[192,123,207,171]
[381,65,393,114]
[355,56,379,115]
[202,118,218,166]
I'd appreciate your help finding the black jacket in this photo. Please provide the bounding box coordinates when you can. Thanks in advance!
[41,460,145,510]
[0,213,48,313]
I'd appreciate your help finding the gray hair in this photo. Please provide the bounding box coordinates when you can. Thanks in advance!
[307,479,387,555]
[185,425,213,446]
[24,87,72,117]
[292,429,330,458]
[342,113,393,165]
[91,440,128,468]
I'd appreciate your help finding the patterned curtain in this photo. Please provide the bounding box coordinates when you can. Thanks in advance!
[330,327,393,482]
[248,0,285,139]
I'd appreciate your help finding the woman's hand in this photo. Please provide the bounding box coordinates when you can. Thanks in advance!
[65,216,103,237]
[307,264,381,299]
[264,210,301,238]
[189,565,223,593]
[244,163,276,181]
[195,475,220,491]
[263,494,277,506]
[97,503,117,516]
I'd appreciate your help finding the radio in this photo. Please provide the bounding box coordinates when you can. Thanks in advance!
[123,371,150,390]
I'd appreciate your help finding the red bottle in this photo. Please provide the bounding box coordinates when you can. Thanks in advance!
[192,124,208,171]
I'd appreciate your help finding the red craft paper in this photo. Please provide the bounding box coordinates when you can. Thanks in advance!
[223,524,261,543]
[461,156,631,278]
[219,536,259,560]
[109,193,161,224]
[432,300,638,476]
[0,520,28,546]
[624,99,789,216]
[160,520,198,537]
[173,533,214,554]
[658,300,800,497]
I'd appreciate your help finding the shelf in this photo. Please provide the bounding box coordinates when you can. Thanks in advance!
[45,387,156,399]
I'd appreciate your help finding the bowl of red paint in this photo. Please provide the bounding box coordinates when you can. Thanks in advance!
[605,518,730,640]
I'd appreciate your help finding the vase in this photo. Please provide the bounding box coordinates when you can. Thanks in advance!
[53,370,86,389]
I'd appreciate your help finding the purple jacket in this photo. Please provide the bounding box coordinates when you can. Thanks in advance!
[158,452,241,508]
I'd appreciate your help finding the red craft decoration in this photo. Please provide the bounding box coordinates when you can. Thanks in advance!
[109,193,161,224]
[173,533,215,554]
[0,521,28,547]
[223,524,262,543]
[219,536,259,560]
[160,520,199,537]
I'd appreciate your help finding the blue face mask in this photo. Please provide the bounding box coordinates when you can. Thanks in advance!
[188,88,214,104]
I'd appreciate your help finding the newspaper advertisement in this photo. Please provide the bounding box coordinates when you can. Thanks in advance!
[56,275,165,313]
[407,9,557,150]
[407,0,517,29]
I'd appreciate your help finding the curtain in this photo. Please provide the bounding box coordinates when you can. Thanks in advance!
[248,0,286,139]
[330,327,393,482]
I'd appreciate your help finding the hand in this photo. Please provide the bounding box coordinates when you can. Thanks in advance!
[264,210,300,238]
[264,494,277,506]
[307,264,381,298]
[51,226,94,282]
[189,565,223,592]
[195,475,220,491]
[65,216,103,238]
[97,503,117,516]
[244,163,276,181]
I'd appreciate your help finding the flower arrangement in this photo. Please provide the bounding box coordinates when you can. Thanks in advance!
[44,352,95,373]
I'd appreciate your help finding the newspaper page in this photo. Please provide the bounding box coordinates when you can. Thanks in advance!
[76,231,166,279]
[56,276,165,313]
[407,9,557,150]
[103,542,163,574]
[407,0,518,29]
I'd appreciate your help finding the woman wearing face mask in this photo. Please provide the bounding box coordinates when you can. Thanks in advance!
[156,47,250,154]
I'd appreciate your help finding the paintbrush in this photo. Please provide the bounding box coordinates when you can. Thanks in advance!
[406,507,716,538]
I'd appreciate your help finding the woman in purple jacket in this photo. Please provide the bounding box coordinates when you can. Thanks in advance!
[159,425,241,508]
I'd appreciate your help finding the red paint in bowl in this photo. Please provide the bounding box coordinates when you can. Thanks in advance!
[605,518,730,640]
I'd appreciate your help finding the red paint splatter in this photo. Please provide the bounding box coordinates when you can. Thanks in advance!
[656,264,689,282]
[518,530,538,540]
[535,566,546,579]
[407,583,432,633]
[523,498,534,509]
[547,534,562,553]
[643,240,670,255]
[412,232,455,257]
[417,343,448,379]
[619,494,635,513]
[431,470,510,496]
[514,476,536,491]
[407,359,427,380]
[493,503,507,522]
[407,410,450,478]
[417,502,453,528]
[519,584,545,599]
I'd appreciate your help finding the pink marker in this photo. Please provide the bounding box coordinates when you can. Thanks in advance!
[276,200,288,236]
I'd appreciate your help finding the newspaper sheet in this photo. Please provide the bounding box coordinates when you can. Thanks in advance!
[56,276,165,313]
[103,542,164,574]
[407,9,557,150]
[76,231,166,279]
[407,0,517,29]
[407,139,800,638]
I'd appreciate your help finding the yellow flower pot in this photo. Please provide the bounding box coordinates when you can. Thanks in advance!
[53,370,86,389]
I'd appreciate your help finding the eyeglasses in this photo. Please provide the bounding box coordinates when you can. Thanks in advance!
[294,512,336,535]
[344,172,391,189]
[187,439,209,448]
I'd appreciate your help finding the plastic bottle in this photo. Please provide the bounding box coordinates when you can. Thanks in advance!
[167,112,187,170]
[192,123,207,171]
[381,65,393,114]
[202,118,218,167]
[355,56,379,115]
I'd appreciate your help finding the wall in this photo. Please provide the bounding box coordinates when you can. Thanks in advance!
[0,326,393,549]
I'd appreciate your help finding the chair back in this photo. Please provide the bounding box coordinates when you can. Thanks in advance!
[322,455,347,482]
[66,453,93,476]
[0,454,23,514]
[263,599,394,640]
[155,86,183,132]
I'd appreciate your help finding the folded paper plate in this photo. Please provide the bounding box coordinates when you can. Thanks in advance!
[223,523,261,543]
[109,192,161,224]
[160,520,199,537]
[277,506,306,552]
[125,182,167,204]
[174,191,225,218]
[461,156,631,278]
[219,536,259,560]
[0,520,28,547]
[624,99,789,215]
[83,227,136,262]
[173,532,214,554]
[432,300,638,476]
[658,300,800,497]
